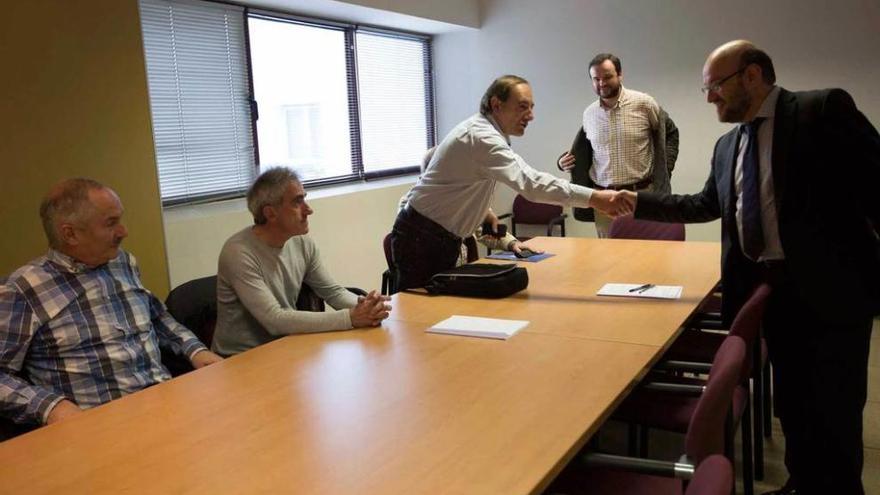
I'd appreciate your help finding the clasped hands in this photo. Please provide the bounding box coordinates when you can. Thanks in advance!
[350,290,392,328]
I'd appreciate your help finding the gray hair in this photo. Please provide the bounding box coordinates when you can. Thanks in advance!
[479,75,529,116]
[39,178,106,248]
[247,167,300,225]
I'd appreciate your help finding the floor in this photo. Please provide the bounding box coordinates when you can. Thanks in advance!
[547,318,880,494]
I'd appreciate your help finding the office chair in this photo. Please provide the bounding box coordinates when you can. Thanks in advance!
[608,216,685,241]
[163,275,219,376]
[382,233,397,296]
[665,283,773,482]
[546,337,746,495]
[498,194,567,241]
[614,285,772,495]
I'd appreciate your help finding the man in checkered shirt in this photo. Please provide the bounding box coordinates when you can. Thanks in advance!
[0,178,223,429]
[558,53,679,237]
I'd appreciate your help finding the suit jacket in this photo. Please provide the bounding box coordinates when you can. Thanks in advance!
[566,108,679,221]
[636,88,880,325]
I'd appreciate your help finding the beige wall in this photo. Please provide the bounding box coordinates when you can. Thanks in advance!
[0,0,170,295]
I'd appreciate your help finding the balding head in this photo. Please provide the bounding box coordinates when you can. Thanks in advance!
[40,178,106,248]
[702,40,776,123]
[40,178,128,266]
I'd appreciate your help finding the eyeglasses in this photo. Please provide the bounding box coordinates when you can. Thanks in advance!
[701,66,747,95]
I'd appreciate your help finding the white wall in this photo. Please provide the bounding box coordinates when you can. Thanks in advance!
[432,0,880,240]
[163,0,880,289]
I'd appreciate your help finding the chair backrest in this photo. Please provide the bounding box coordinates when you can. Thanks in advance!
[685,455,734,495]
[684,336,746,464]
[512,194,563,225]
[383,233,394,270]
[727,283,772,381]
[165,275,218,347]
[608,216,685,241]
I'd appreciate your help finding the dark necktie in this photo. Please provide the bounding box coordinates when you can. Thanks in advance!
[741,118,765,260]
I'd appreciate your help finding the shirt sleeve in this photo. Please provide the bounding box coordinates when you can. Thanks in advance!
[149,295,208,360]
[301,239,359,311]
[0,285,66,425]
[129,254,206,360]
[221,243,353,336]
[477,133,594,208]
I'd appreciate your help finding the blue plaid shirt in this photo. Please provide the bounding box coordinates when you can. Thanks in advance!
[0,250,206,425]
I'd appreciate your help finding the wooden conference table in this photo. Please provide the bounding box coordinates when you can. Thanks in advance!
[0,237,720,494]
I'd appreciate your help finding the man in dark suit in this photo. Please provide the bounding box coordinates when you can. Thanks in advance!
[619,40,880,495]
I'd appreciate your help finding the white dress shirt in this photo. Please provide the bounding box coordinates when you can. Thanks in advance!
[408,113,593,238]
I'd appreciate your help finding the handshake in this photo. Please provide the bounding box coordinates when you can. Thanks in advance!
[590,189,637,218]
[558,151,638,218]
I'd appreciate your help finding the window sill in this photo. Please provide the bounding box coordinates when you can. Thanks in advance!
[162,174,418,221]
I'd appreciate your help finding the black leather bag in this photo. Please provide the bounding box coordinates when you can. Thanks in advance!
[425,263,529,298]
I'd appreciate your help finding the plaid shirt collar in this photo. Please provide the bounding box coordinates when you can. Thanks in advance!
[46,249,106,274]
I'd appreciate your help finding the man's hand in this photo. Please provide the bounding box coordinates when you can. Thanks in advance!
[510,241,544,256]
[483,209,500,236]
[590,190,637,217]
[46,399,82,425]
[615,190,638,213]
[350,290,392,328]
[558,151,576,172]
[190,350,224,369]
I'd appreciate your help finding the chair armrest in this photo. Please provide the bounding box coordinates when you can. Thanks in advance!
[347,287,368,297]
[581,452,695,480]
[641,381,705,396]
[688,316,728,331]
[653,359,712,374]
[497,212,512,220]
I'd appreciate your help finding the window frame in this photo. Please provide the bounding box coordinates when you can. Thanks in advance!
[246,9,434,187]
[146,2,436,206]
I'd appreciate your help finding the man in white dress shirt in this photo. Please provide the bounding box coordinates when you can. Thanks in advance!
[391,75,631,290]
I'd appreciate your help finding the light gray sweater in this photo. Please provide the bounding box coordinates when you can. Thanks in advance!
[211,227,358,356]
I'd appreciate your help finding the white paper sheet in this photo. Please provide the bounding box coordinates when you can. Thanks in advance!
[596,283,683,300]
[427,315,529,340]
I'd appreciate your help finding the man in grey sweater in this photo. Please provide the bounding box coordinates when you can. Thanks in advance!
[212,168,391,357]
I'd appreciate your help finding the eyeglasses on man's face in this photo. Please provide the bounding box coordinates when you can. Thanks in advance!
[701,66,747,95]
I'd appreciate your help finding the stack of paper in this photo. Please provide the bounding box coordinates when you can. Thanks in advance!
[428,315,529,340]
[597,283,683,300]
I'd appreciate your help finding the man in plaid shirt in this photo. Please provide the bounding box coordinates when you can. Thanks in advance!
[558,53,679,237]
[0,178,222,427]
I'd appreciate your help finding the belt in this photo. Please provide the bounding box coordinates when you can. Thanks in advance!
[596,177,653,191]
[399,205,462,243]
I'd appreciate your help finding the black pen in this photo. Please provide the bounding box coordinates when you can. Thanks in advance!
[629,283,654,293]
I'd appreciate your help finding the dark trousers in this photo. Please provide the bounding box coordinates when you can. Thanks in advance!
[391,206,462,291]
[763,276,873,495]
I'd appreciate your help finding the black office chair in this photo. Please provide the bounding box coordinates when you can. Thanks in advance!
[163,275,219,376]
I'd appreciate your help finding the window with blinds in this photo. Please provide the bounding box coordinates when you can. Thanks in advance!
[139,0,255,205]
[139,0,434,204]
[356,30,434,176]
